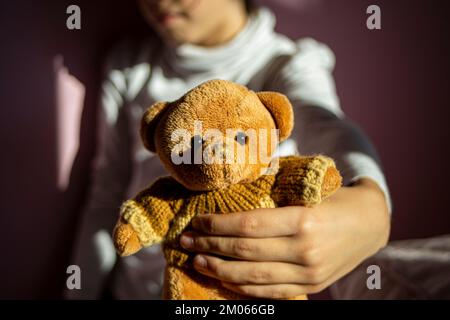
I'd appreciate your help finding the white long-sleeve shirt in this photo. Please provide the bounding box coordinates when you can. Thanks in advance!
[67,7,391,299]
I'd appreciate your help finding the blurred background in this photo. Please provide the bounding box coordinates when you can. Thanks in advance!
[1,0,449,299]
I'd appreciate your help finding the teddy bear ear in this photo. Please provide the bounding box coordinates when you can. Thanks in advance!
[140,101,170,152]
[256,91,294,141]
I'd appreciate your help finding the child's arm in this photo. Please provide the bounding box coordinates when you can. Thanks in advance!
[113,177,180,256]
[265,39,391,213]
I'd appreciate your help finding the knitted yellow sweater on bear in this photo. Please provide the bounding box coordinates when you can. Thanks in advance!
[119,155,341,267]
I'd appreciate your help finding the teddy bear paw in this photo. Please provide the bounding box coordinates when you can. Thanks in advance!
[113,220,142,256]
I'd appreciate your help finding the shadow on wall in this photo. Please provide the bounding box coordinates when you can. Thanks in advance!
[0,0,449,299]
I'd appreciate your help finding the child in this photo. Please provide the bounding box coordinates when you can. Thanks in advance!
[67,0,390,299]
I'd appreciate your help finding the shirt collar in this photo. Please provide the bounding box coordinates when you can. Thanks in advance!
[163,7,277,75]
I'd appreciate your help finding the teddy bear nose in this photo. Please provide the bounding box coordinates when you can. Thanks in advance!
[204,140,234,163]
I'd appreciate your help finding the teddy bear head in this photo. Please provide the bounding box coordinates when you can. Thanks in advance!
[140,79,294,191]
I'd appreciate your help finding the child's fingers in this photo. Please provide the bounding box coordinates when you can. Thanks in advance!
[191,255,328,286]
[180,232,298,262]
[190,206,304,237]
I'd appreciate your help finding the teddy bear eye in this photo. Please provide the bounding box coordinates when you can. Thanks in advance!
[191,135,203,149]
[235,132,248,145]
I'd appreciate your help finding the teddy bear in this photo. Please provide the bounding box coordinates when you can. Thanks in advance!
[112,79,342,300]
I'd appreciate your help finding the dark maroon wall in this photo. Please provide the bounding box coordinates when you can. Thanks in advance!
[0,0,149,299]
[1,0,449,299]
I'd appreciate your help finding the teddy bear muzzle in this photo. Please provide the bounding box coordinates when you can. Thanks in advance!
[172,133,272,191]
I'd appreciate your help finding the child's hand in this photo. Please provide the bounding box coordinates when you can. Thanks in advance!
[180,178,390,299]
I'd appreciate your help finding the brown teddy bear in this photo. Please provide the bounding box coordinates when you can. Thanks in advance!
[112,79,342,300]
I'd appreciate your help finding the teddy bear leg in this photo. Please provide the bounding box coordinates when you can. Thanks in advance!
[290,294,308,300]
[163,266,253,300]
[162,267,306,300]
[163,266,212,300]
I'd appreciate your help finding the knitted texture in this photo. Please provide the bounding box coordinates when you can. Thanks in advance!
[120,155,341,267]
[272,155,337,206]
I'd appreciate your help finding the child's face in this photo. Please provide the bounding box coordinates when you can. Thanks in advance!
[138,0,245,46]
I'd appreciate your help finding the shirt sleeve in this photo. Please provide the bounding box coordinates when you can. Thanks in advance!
[267,38,392,213]
[65,47,132,299]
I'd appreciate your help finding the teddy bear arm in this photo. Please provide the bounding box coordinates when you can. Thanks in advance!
[321,165,342,199]
[271,156,342,207]
[113,196,177,256]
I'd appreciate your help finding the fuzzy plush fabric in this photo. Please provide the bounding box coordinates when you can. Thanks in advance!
[141,80,293,191]
[113,79,342,299]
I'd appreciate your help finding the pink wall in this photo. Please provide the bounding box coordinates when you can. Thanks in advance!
[0,0,149,299]
[1,0,449,298]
